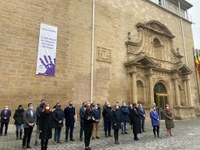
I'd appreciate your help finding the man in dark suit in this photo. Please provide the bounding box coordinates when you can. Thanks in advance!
[22,103,36,149]
[0,105,11,136]
[64,101,76,142]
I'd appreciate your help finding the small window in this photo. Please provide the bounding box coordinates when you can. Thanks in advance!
[158,0,162,6]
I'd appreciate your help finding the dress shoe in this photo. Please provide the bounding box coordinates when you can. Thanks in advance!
[27,145,31,149]
[70,139,75,141]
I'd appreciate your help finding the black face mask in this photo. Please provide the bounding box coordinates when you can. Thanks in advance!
[69,104,73,107]
[41,103,45,107]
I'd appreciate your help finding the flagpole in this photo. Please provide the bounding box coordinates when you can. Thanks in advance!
[193,48,200,104]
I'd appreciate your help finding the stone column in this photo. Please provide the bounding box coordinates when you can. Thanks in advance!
[186,79,191,105]
[131,66,137,104]
[148,68,154,105]
[183,79,188,105]
[173,74,180,106]
[132,72,137,104]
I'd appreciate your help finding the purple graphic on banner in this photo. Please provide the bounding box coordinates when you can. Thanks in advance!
[36,23,57,77]
[38,55,56,76]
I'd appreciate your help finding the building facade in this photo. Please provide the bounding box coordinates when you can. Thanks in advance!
[0,0,198,119]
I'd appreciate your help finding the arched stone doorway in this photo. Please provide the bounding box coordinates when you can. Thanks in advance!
[154,82,168,119]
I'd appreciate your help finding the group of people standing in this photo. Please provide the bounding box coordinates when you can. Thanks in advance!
[0,100,174,150]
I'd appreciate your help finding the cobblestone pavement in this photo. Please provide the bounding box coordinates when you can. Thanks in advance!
[1,118,200,150]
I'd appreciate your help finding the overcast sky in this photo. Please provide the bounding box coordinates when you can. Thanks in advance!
[188,0,200,49]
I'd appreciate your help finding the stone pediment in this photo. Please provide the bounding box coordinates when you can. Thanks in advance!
[175,64,192,75]
[136,20,175,38]
[124,55,157,67]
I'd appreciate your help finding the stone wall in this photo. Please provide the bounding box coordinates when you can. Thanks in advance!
[0,0,198,115]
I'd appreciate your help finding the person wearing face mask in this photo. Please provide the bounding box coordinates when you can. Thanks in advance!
[164,104,174,136]
[150,104,160,138]
[0,105,11,136]
[79,102,87,141]
[13,105,24,140]
[91,104,101,139]
[53,102,64,144]
[102,102,112,137]
[120,101,129,134]
[111,105,121,144]
[39,104,53,150]
[64,101,76,142]
[35,99,46,146]
[138,103,146,132]
[84,105,96,150]
[129,103,141,141]
[22,103,36,149]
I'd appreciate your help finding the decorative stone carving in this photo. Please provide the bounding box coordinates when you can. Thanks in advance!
[96,47,111,63]
[126,20,183,64]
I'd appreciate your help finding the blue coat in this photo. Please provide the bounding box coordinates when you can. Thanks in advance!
[120,106,130,122]
[150,110,160,126]
[138,107,146,120]
[79,107,86,123]
[92,108,101,120]
[0,109,11,123]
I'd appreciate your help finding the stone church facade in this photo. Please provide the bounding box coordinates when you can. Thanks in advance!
[0,0,197,119]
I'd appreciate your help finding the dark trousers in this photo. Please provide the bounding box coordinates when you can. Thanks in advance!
[80,122,84,139]
[22,127,33,147]
[0,121,9,135]
[41,139,48,150]
[114,129,119,140]
[141,119,145,131]
[65,125,74,140]
[84,127,92,147]
[153,126,160,137]
[54,127,62,142]
[104,120,111,135]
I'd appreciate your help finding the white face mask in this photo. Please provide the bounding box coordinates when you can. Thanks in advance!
[116,106,119,109]
[5,108,8,110]
[46,106,50,110]
[29,106,33,110]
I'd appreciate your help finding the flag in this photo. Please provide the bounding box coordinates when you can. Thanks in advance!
[193,49,200,81]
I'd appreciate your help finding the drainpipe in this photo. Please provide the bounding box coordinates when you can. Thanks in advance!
[90,0,95,103]
[178,0,192,106]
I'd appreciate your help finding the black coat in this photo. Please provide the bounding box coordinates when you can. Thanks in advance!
[53,108,64,128]
[129,107,141,134]
[13,109,24,125]
[102,106,112,122]
[83,111,94,130]
[112,109,121,129]
[64,106,75,126]
[39,111,53,140]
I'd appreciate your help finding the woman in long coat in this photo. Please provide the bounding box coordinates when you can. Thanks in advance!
[150,107,160,138]
[164,104,174,136]
[129,103,141,141]
[39,104,53,150]
[112,105,121,144]
[84,105,96,150]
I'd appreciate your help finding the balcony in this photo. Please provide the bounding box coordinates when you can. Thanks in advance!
[148,0,192,21]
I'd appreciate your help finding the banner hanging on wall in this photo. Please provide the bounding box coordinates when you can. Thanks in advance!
[36,23,58,76]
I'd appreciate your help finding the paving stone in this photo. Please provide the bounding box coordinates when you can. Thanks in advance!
[0,118,200,150]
